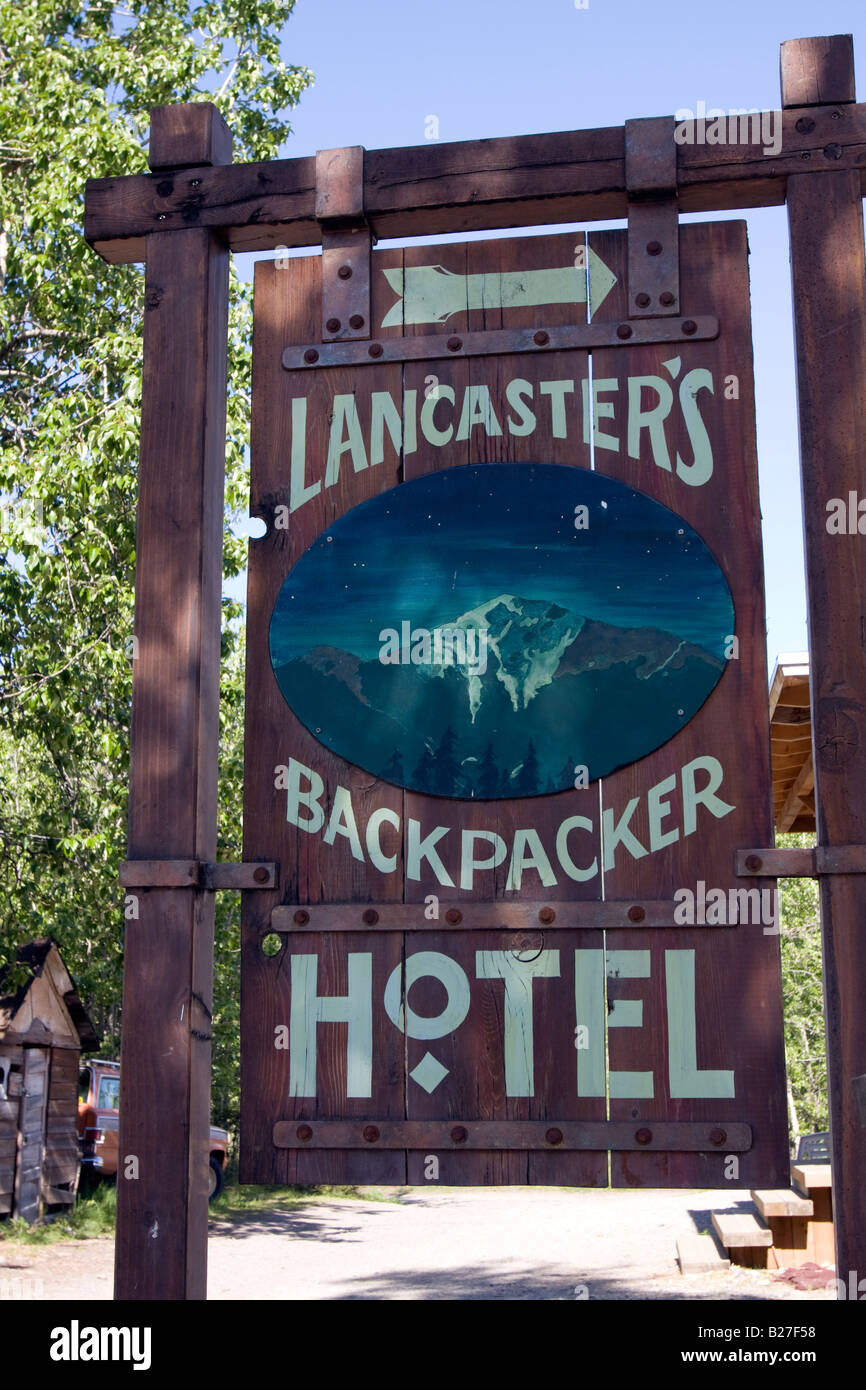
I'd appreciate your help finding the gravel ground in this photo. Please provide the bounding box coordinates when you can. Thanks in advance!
[0,1187,836,1302]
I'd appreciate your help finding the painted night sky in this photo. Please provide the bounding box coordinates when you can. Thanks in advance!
[269,465,735,798]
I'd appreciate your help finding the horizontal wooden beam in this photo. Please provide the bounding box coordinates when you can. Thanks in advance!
[272,1119,753,1152]
[119,860,276,889]
[85,102,866,264]
[737,845,866,876]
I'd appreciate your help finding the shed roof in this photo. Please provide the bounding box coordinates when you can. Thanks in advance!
[0,939,99,1049]
[770,652,814,833]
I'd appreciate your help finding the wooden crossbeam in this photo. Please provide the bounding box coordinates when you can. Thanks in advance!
[84,101,866,264]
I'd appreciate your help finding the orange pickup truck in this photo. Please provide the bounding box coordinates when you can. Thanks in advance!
[77,1058,228,1200]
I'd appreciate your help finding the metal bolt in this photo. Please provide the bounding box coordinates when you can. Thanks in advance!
[189,178,202,188]
[253,866,270,884]
[156,214,167,221]
[337,264,353,279]
[616,323,633,340]
[709,1128,727,1147]
[533,330,550,346]
[745,854,763,873]
[303,349,319,364]
[659,291,676,307]
[326,316,341,333]
[362,908,379,925]
[293,909,310,925]
[635,293,651,308]
[538,906,556,924]
[646,240,662,256]
[627,905,645,923]
[682,319,697,335]
[296,1124,313,1143]
[447,335,463,351]
[451,1125,468,1144]
[831,109,842,119]
[445,908,462,925]
[368,342,383,358]
[635,1127,653,1145]
[795,116,815,134]
[545,1127,563,1146]
[800,151,812,160]
[362,1125,380,1143]
[349,314,365,329]
[823,143,843,160]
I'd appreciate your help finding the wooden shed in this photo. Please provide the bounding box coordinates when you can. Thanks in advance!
[0,939,99,1223]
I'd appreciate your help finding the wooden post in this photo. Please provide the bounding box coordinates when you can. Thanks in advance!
[782,35,866,1288]
[115,104,231,1300]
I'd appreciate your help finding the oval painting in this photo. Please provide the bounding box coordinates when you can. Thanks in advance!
[268,464,734,798]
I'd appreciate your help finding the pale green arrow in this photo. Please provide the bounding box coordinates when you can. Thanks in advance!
[380,249,616,328]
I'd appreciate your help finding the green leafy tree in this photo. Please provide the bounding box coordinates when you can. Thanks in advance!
[777,831,828,1144]
[0,1,312,1146]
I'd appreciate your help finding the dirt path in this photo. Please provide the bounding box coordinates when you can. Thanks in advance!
[0,1188,835,1301]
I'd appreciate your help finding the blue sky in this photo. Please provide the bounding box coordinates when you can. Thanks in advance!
[232,0,866,668]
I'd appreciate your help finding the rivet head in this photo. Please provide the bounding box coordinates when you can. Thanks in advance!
[745,854,763,873]
[538,906,556,924]
[646,240,662,255]
[709,1128,727,1147]
[681,318,697,335]
[363,1125,380,1143]
[635,1127,653,1146]
[447,335,462,351]
[616,323,633,340]
[296,1124,313,1143]
[349,313,365,329]
[659,291,676,307]
[445,908,462,925]
[627,905,645,923]
[253,866,270,884]
[451,1125,468,1144]
[795,116,815,134]
[189,178,202,188]
[545,1127,563,1146]
[362,908,379,925]
[533,329,550,346]
[337,264,353,279]
[326,316,341,333]
[303,349,319,364]
[293,909,310,925]
[368,342,383,358]
[635,293,651,308]
[823,143,843,160]
[156,213,167,221]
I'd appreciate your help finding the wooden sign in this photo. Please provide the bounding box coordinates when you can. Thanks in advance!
[240,223,788,1189]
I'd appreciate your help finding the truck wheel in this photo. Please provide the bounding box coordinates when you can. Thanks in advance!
[208,1155,224,1202]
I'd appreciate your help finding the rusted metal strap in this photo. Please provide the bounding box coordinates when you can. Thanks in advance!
[119,860,277,889]
[315,146,372,343]
[282,314,718,371]
[625,116,680,318]
[736,845,866,877]
[274,1119,752,1152]
[269,899,731,932]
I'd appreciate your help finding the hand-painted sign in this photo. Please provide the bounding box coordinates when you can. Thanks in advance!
[241,226,788,1190]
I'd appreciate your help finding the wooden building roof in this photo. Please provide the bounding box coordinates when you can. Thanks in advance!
[770,653,814,833]
[0,939,99,1050]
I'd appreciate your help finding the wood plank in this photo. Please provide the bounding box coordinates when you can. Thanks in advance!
[712,1210,773,1247]
[777,756,814,833]
[781,35,856,106]
[751,1188,813,1218]
[115,105,231,1302]
[791,1162,832,1191]
[84,102,866,264]
[677,1233,730,1274]
[784,32,866,1284]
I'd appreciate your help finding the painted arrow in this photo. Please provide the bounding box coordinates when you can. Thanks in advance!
[380,250,617,328]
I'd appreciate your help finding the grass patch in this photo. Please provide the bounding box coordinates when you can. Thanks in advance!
[209,1183,403,1219]
[0,1182,117,1245]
